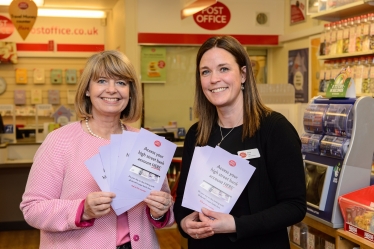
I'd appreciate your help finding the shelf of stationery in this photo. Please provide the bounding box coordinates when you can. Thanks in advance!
[311,0,374,22]
[318,51,374,60]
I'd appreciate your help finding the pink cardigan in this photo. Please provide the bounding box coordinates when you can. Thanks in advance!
[20,122,175,249]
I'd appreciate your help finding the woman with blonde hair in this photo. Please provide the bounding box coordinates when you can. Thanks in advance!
[21,50,174,249]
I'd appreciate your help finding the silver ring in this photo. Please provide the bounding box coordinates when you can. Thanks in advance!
[195,234,199,239]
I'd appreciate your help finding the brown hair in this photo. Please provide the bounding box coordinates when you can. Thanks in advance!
[194,35,271,145]
[75,50,142,123]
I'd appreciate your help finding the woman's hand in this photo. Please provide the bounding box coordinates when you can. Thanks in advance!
[143,190,173,219]
[82,192,116,220]
[199,207,236,234]
[181,211,214,239]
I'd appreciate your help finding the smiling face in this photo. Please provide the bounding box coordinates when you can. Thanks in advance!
[87,74,130,119]
[199,47,246,110]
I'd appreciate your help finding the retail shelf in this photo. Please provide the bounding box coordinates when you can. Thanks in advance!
[336,229,374,249]
[311,0,374,22]
[317,92,374,97]
[318,51,374,60]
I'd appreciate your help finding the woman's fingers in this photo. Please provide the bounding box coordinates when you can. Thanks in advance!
[144,191,173,217]
[83,192,115,220]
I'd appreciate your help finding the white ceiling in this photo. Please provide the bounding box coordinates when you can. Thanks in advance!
[42,0,119,10]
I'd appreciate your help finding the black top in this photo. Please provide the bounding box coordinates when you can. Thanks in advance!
[173,112,306,249]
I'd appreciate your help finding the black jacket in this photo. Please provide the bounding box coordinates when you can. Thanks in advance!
[174,112,306,249]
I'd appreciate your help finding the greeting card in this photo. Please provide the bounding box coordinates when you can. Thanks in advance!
[66,69,77,84]
[67,89,76,104]
[15,68,28,84]
[31,89,42,104]
[50,69,63,84]
[48,89,60,104]
[33,68,45,84]
[14,90,26,105]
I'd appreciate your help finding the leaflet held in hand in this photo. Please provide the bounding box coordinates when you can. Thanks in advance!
[182,146,255,213]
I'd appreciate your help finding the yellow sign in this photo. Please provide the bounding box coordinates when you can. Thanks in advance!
[8,0,37,40]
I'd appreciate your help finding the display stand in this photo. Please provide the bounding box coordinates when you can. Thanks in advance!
[301,96,374,228]
[0,104,16,143]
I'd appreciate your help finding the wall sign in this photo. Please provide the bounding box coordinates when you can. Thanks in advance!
[0,13,105,57]
[141,47,166,83]
[288,48,309,103]
[193,1,231,30]
[8,0,37,40]
[290,0,306,25]
[0,15,14,39]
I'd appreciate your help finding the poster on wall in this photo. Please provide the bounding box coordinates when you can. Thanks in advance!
[290,0,306,25]
[288,48,309,103]
[141,47,166,83]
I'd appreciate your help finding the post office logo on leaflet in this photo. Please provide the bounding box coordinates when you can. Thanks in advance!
[239,152,246,158]
[229,160,236,167]
[154,140,161,147]
[18,2,28,9]
[0,16,14,39]
[193,1,231,30]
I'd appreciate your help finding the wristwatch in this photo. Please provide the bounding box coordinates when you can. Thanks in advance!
[0,77,6,95]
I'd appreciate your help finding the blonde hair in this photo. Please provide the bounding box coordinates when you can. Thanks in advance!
[75,50,142,123]
[194,36,271,145]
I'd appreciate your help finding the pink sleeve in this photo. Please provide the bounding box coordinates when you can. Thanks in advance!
[75,199,95,227]
[146,206,171,228]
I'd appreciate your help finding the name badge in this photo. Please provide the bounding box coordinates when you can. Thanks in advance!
[237,149,260,160]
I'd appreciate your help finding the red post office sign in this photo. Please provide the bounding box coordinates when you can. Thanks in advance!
[193,1,231,30]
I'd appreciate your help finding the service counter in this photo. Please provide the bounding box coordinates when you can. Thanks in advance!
[0,140,39,231]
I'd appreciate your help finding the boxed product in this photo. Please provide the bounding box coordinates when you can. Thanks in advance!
[338,185,374,243]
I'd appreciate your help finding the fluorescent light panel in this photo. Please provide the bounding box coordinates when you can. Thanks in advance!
[38,9,106,18]
[0,0,44,6]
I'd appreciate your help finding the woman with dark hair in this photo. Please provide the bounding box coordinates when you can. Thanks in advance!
[21,50,174,249]
[174,36,306,248]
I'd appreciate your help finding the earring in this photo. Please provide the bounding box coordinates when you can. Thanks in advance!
[129,96,131,99]
[241,83,244,90]
[86,92,89,96]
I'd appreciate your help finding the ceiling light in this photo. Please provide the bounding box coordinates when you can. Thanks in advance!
[38,9,106,19]
[0,0,44,6]
[181,0,217,19]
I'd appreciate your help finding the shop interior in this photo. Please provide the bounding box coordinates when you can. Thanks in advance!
[1,0,374,248]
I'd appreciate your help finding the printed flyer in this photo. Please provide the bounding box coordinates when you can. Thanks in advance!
[85,129,177,215]
[182,146,255,213]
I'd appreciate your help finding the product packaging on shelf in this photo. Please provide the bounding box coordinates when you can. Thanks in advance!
[338,185,374,243]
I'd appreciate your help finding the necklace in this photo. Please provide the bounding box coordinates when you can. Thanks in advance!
[217,117,242,147]
[85,118,125,139]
